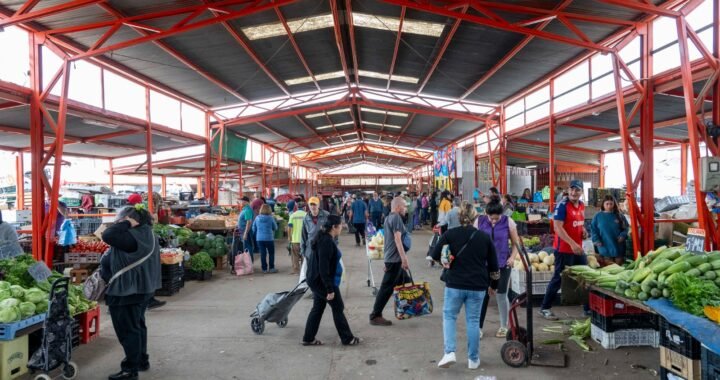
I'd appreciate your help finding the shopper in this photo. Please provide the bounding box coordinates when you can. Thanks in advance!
[446,198,462,230]
[520,188,532,203]
[438,191,453,234]
[302,215,361,347]
[252,204,278,274]
[250,193,264,254]
[421,192,429,225]
[430,201,499,370]
[369,197,410,327]
[236,196,254,263]
[405,193,416,232]
[100,205,161,380]
[591,195,628,266]
[502,194,515,216]
[540,180,589,320]
[477,197,521,338]
[299,197,331,284]
[369,192,383,229]
[706,185,720,215]
[555,186,566,204]
[287,197,297,214]
[349,193,369,246]
[288,201,307,275]
[125,194,165,310]
[0,211,21,254]
[430,191,439,227]
[382,195,392,224]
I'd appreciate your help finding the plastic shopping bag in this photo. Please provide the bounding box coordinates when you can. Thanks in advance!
[58,220,77,246]
[393,270,433,320]
[234,250,253,276]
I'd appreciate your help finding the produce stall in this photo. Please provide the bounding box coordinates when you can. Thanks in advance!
[568,246,720,378]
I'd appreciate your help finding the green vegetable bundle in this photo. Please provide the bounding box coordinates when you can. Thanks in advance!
[190,252,214,272]
[668,273,720,316]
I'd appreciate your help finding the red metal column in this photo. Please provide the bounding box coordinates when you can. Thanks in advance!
[239,163,244,200]
[161,176,167,198]
[108,159,114,191]
[261,145,267,197]
[549,80,556,211]
[204,113,211,201]
[29,36,44,262]
[144,88,154,214]
[680,143,688,195]
[599,153,605,188]
[499,106,507,194]
[15,154,24,210]
[196,177,203,199]
[640,25,655,255]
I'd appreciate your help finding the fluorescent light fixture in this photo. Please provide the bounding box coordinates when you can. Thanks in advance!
[340,132,357,137]
[83,119,119,129]
[286,70,418,86]
[358,70,418,84]
[362,107,408,117]
[316,121,354,130]
[607,133,635,141]
[242,14,334,40]
[246,166,255,169]
[353,12,445,38]
[525,165,537,169]
[364,121,402,129]
[305,109,349,118]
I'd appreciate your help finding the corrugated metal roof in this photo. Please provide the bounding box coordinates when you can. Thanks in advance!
[507,141,599,165]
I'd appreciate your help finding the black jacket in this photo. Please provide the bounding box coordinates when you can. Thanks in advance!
[431,225,499,291]
[305,233,339,295]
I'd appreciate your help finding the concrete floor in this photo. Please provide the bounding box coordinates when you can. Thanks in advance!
[47,229,660,380]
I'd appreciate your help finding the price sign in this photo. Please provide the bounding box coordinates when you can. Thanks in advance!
[28,262,52,282]
[686,228,706,253]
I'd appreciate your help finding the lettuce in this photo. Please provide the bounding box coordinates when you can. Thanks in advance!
[23,288,46,304]
[18,302,35,318]
[0,306,19,323]
[0,281,10,291]
[9,285,24,299]
[0,298,20,309]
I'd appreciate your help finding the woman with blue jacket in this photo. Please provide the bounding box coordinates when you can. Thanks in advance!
[591,195,628,266]
[252,204,278,273]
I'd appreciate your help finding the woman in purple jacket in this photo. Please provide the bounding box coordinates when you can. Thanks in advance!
[477,197,522,338]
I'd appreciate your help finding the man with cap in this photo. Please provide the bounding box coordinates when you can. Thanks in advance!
[368,192,383,230]
[126,193,166,311]
[287,201,307,275]
[299,197,331,284]
[236,196,254,264]
[540,179,589,320]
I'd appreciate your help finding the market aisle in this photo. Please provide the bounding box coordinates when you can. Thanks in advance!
[64,229,660,380]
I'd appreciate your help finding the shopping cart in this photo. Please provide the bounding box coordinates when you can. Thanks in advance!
[27,277,79,380]
[365,222,382,296]
[250,281,308,335]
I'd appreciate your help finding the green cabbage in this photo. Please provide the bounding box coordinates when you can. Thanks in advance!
[18,302,35,318]
[0,289,10,300]
[0,298,20,309]
[9,285,24,299]
[35,301,48,314]
[23,288,46,304]
[0,281,10,291]
[0,306,19,323]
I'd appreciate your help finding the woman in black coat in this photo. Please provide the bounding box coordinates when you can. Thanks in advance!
[100,205,161,380]
[302,215,360,346]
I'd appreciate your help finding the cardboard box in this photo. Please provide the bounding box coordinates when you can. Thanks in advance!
[189,219,226,229]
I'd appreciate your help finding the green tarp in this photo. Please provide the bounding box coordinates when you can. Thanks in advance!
[211,131,247,162]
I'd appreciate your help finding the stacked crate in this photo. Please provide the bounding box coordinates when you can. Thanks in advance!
[701,345,720,380]
[659,318,701,380]
[156,262,184,296]
[588,290,659,349]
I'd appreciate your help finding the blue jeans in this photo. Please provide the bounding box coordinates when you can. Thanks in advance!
[256,240,275,271]
[443,287,486,362]
[371,212,382,230]
[541,252,589,311]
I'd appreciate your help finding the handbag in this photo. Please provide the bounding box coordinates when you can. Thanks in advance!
[83,237,156,301]
[440,231,478,283]
[393,270,433,320]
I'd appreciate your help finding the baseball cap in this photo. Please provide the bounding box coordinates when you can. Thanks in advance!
[127,193,143,205]
[240,196,250,202]
[569,179,584,190]
[308,197,320,205]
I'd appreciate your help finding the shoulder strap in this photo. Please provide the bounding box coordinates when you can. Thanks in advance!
[454,230,478,260]
[107,236,156,286]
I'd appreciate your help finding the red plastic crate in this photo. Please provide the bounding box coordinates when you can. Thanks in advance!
[589,290,645,317]
[77,306,100,344]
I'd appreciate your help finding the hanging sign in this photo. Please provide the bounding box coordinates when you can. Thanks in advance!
[686,228,706,253]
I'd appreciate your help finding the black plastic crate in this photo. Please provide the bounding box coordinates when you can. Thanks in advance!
[591,310,658,332]
[660,318,701,360]
[702,345,720,380]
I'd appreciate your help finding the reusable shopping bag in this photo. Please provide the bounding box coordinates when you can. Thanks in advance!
[57,219,77,246]
[393,270,433,320]
[234,249,254,276]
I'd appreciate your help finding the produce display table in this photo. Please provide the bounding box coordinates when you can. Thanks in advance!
[587,284,656,314]
[187,226,233,232]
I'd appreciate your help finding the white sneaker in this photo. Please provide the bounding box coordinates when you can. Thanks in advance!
[468,358,480,370]
[438,352,456,368]
[479,330,483,339]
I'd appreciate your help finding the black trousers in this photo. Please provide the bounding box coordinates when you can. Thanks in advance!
[109,302,149,373]
[353,222,366,244]
[303,286,354,344]
[370,262,405,319]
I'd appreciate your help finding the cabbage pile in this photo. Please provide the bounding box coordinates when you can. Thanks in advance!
[0,281,48,323]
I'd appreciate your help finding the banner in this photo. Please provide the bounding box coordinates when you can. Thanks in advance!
[433,145,456,191]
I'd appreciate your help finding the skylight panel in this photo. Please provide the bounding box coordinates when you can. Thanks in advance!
[364,121,402,129]
[358,70,418,84]
[353,12,445,37]
[305,109,350,118]
[361,107,408,117]
[286,70,418,86]
[315,121,354,130]
[242,14,334,40]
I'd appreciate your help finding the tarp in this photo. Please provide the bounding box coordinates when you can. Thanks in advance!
[211,131,247,162]
[645,298,720,354]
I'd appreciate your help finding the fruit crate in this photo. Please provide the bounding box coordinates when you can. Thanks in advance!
[511,268,554,287]
[590,310,658,332]
[76,306,100,345]
[660,318,701,360]
[64,252,102,264]
[660,346,701,380]
[0,314,46,341]
[589,290,645,317]
[590,324,659,349]
[701,345,720,380]
[0,335,28,380]
[510,278,558,297]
